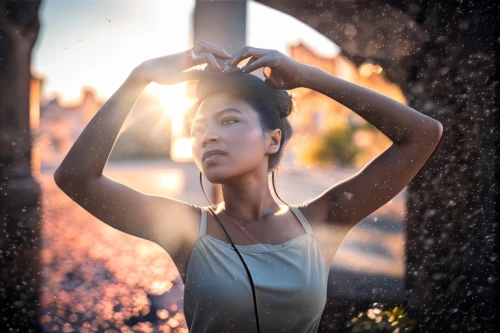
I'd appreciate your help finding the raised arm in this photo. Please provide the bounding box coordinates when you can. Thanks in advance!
[229,46,443,228]
[53,43,231,265]
[54,65,150,182]
[52,54,196,247]
[297,65,443,225]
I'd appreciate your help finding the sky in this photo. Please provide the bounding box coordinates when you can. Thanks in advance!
[32,0,341,104]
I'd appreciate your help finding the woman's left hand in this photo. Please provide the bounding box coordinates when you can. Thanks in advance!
[228,46,308,90]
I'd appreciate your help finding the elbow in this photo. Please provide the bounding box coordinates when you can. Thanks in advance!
[53,168,76,188]
[53,171,83,196]
[434,121,443,137]
[401,120,443,147]
[418,121,443,149]
[53,169,68,188]
[54,169,100,190]
[431,121,444,145]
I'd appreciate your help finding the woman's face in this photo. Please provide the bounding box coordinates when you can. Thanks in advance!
[191,93,275,184]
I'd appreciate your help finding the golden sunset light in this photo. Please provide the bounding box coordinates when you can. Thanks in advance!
[15,0,455,332]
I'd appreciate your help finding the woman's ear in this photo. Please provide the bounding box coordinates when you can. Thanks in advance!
[267,129,282,154]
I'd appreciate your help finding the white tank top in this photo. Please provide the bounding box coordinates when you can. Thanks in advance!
[183,206,329,333]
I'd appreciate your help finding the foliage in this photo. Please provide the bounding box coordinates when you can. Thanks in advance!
[312,125,361,167]
[346,303,416,333]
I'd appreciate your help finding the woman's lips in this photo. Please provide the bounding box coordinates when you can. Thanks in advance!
[203,154,226,163]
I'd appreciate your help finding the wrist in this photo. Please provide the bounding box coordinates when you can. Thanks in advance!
[184,48,194,68]
[130,64,152,87]
[298,64,320,88]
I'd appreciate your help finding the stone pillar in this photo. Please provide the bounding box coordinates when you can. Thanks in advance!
[0,1,43,332]
[192,0,247,205]
[396,2,499,332]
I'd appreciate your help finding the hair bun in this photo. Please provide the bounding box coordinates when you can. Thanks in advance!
[273,90,295,118]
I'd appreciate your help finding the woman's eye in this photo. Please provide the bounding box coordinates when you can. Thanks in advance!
[222,119,238,125]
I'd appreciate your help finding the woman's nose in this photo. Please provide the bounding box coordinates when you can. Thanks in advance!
[201,128,220,145]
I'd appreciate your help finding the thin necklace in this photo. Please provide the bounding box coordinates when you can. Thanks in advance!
[221,209,261,244]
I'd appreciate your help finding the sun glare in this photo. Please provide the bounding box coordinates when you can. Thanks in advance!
[145,82,195,136]
[146,83,192,117]
[155,170,185,196]
[143,82,197,161]
[171,138,195,162]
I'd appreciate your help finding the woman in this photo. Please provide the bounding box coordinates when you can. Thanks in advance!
[54,41,443,332]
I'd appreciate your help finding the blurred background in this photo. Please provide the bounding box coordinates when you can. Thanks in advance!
[32,1,407,332]
[3,0,496,332]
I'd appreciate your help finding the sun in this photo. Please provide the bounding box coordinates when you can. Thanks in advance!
[145,81,195,138]
[145,82,197,161]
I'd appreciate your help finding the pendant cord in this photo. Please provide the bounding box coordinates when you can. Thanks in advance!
[199,170,291,333]
[221,211,261,244]
[207,206,261,333]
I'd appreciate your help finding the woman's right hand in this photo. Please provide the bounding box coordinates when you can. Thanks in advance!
[138,41,232,85]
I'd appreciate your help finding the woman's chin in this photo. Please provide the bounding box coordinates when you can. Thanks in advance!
[203,170,228,184]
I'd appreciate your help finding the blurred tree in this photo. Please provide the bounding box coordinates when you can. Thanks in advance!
[256,0,499,332]
[0,0,44,332]
[313,126,361,167]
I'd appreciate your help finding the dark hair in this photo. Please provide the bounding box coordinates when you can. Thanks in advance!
[194,70,294,172]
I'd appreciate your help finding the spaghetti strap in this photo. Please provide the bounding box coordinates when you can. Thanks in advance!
[201,206,311,236]
[289,206,313,235]
[199,207,207,236]
[185,205,329,333]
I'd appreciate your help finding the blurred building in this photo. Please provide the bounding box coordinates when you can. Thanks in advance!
[34,80,106,171]
[33,75,171,171]
[287,43,407,168]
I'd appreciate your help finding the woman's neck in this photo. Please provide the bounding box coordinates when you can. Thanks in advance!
[219,180,282,224]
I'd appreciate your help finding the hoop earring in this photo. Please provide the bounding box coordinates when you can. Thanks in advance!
[200,171,217,209]
[270,169,291,206]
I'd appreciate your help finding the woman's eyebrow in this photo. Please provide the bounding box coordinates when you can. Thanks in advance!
[193,108,242,126]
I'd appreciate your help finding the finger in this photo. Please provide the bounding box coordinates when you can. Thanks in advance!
[212,46,232,59]
[240,56,260,71]
[242,55,273,73]
[199,41,231,59]
[229,46,267,66]
[205,53,225,71]
[206,46,232,59]
[229,46,256,66]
